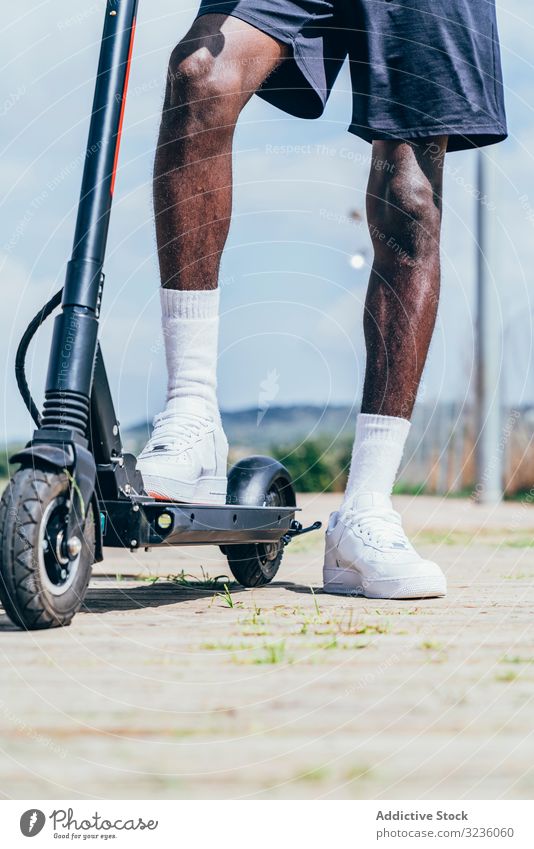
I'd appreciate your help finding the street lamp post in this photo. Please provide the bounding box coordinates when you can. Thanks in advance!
[475,148,503,504]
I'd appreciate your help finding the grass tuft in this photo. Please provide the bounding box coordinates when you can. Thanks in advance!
[215,583,243,609]
[168,568,232,589]
[254,640,288,665]
[500,655,534,665]
[495,670,519,683]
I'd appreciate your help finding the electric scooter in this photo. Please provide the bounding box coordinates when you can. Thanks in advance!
[0,0,320,631]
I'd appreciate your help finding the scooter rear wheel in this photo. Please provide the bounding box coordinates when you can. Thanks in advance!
[0,468,95,630]
[225,479,286,588]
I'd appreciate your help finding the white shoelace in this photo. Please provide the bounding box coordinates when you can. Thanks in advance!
[343,506,410,550]
[145,411,211,453]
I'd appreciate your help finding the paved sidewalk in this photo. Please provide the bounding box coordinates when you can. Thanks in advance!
[1,495,533,799]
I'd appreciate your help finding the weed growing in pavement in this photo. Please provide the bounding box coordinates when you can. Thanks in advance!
[215,583,243,609]
[169,568,232,589]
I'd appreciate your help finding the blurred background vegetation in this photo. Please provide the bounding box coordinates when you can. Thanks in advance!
[4,402,529,498]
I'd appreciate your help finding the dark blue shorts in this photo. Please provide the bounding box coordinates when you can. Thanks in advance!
[196,0,507,151]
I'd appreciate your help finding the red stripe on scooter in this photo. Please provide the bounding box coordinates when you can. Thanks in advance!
[110,17,136,197]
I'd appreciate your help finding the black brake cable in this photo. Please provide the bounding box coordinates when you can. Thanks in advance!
[15,289,63,427]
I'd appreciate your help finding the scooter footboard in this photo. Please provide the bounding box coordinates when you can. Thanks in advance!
[100,499,299,549]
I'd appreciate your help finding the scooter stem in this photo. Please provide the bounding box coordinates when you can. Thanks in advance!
[43,0,138,435]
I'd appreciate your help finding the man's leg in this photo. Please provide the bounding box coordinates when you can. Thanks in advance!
[324,138,447,599]
[362,138,445,419]
[138,15,288,502]
[343,138,446,503]
[154,14,287,292]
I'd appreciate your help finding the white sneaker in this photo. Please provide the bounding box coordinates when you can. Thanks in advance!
[136,400,228,504]
[323,492,446,599]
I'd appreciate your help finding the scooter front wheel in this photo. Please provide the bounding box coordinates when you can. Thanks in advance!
[0,468,95,630]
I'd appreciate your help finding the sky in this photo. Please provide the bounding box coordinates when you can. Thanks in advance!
[1,1,533,442]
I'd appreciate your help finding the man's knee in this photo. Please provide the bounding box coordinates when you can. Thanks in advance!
[165,35,247,126]
[368,143,444,261]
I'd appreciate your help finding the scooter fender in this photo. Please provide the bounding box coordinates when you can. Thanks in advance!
[10,442,75,470]
[226,455,296,507]
[10,440,103,563]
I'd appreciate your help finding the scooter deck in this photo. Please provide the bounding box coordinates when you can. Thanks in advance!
[100,497,299,549]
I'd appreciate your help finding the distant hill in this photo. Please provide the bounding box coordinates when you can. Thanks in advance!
[3,402,533,496]
[123,404,359,455]
[122,401,534,497]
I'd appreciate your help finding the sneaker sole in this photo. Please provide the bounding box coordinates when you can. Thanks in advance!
[323,567,447,600]
[142,474,227,505]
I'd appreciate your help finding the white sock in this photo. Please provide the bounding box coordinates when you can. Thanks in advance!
[341,413,411,509]
[160,287,221,423]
